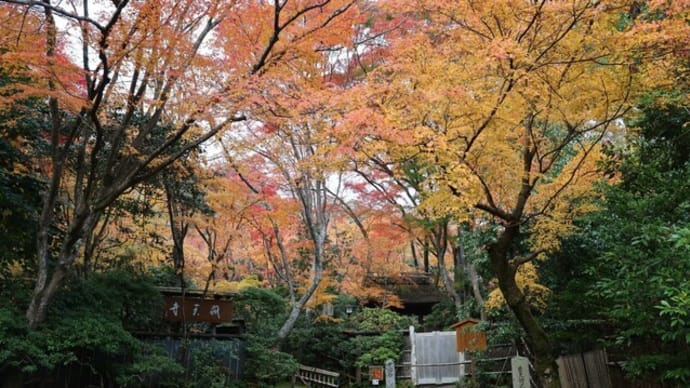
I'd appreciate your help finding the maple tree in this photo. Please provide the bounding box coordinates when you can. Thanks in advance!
[190,171,261,292]
[349,0,644,385]
[0,0,361,329]
[351,155,488,313]
[219,112,352,344]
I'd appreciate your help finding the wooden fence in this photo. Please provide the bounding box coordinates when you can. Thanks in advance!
[557,349,612,388]
[294,365,340,387]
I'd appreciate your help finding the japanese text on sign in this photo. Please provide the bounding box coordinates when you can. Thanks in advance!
[163,296,233,323]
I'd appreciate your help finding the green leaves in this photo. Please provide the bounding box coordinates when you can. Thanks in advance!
[0,270,178,383]
[350,331,403,368]
[545,101,690,383]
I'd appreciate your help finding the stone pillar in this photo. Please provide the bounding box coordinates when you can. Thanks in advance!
[385,359,396,388]
[511,356,531,388]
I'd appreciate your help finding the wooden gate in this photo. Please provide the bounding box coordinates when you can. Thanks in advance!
[557,349,612,388]
[409,326,465,385]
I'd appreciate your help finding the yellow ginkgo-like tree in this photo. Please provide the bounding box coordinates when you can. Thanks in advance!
[352,1,641,386]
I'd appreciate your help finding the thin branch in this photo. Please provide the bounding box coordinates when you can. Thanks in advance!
[3,0,106,31]
[509,249,546,269]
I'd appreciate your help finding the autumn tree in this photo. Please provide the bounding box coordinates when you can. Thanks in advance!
[0,0,360,329]
[352,155,487,315]
[351,1,640,386]
[221,111,353,344]
[189,170,263,292]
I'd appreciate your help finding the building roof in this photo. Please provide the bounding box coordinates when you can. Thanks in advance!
[450,318,481,329]
[364,273,446,305]
[155,286,237,299]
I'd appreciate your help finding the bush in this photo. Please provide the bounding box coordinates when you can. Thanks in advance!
[0,270,181,386]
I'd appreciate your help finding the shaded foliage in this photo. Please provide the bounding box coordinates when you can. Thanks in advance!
[543,102,690,384]
[233,287,299,385]
[0,270,182,386]
[0,81,47,276]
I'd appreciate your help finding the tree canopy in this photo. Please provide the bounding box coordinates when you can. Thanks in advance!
[1,0,689,386]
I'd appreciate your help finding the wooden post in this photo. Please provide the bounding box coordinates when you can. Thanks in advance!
[469,351,478,388]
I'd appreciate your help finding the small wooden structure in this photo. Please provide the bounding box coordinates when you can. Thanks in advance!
[294,365,340,387]
[451,318,487,352]
[363,273,445,319]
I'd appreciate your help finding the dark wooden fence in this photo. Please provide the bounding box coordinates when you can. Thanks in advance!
[557,349,612,388]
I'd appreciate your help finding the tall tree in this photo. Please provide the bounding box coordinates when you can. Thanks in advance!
[352,1,639,385]
[0,0,360,328]
[223,116,348,345]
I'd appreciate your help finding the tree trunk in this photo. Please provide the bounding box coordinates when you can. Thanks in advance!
[488,226,560,388]
[438,254,463,310]
[274,250,324,348]
[432,224,463,309]
[27,209,98,328]
[26,263,69,329]
[411,240,419,269]
[467,262,487,321]
[454,235,488,321]
[165,182,190,287]
[423,241,430,273]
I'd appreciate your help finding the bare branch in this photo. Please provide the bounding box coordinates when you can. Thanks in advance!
[3,0,106,31]
[509,249,546,269]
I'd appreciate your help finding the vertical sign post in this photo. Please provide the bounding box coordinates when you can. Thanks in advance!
[385,359,395,388]
[511,356,531,388]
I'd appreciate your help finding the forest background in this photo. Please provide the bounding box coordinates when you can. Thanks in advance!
[0,0,689,387]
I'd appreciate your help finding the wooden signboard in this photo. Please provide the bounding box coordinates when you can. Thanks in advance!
[451,318,487,352]
[163,296,233,323]
[369,365,384,384]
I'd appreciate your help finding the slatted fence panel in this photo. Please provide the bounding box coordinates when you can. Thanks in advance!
[296,365,340,387]
[412,330,464,385]
[557,349,612,388]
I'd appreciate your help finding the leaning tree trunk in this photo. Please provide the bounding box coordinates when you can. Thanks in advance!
[27,210,99,328]
[467,261,487,321]
[274,220,326,348]
[274,257,323,348]
[488,226,560,388]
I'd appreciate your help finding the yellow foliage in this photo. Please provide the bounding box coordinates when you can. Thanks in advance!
[212,280,241,293]
[355,0,640,256]
[304,276,337,309]
[485,263,551,312]
[527,145,609,253]
[211,275,265,293]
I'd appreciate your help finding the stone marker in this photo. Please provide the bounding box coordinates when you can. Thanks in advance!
[511,356,530,388]
[385,359,395,388]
